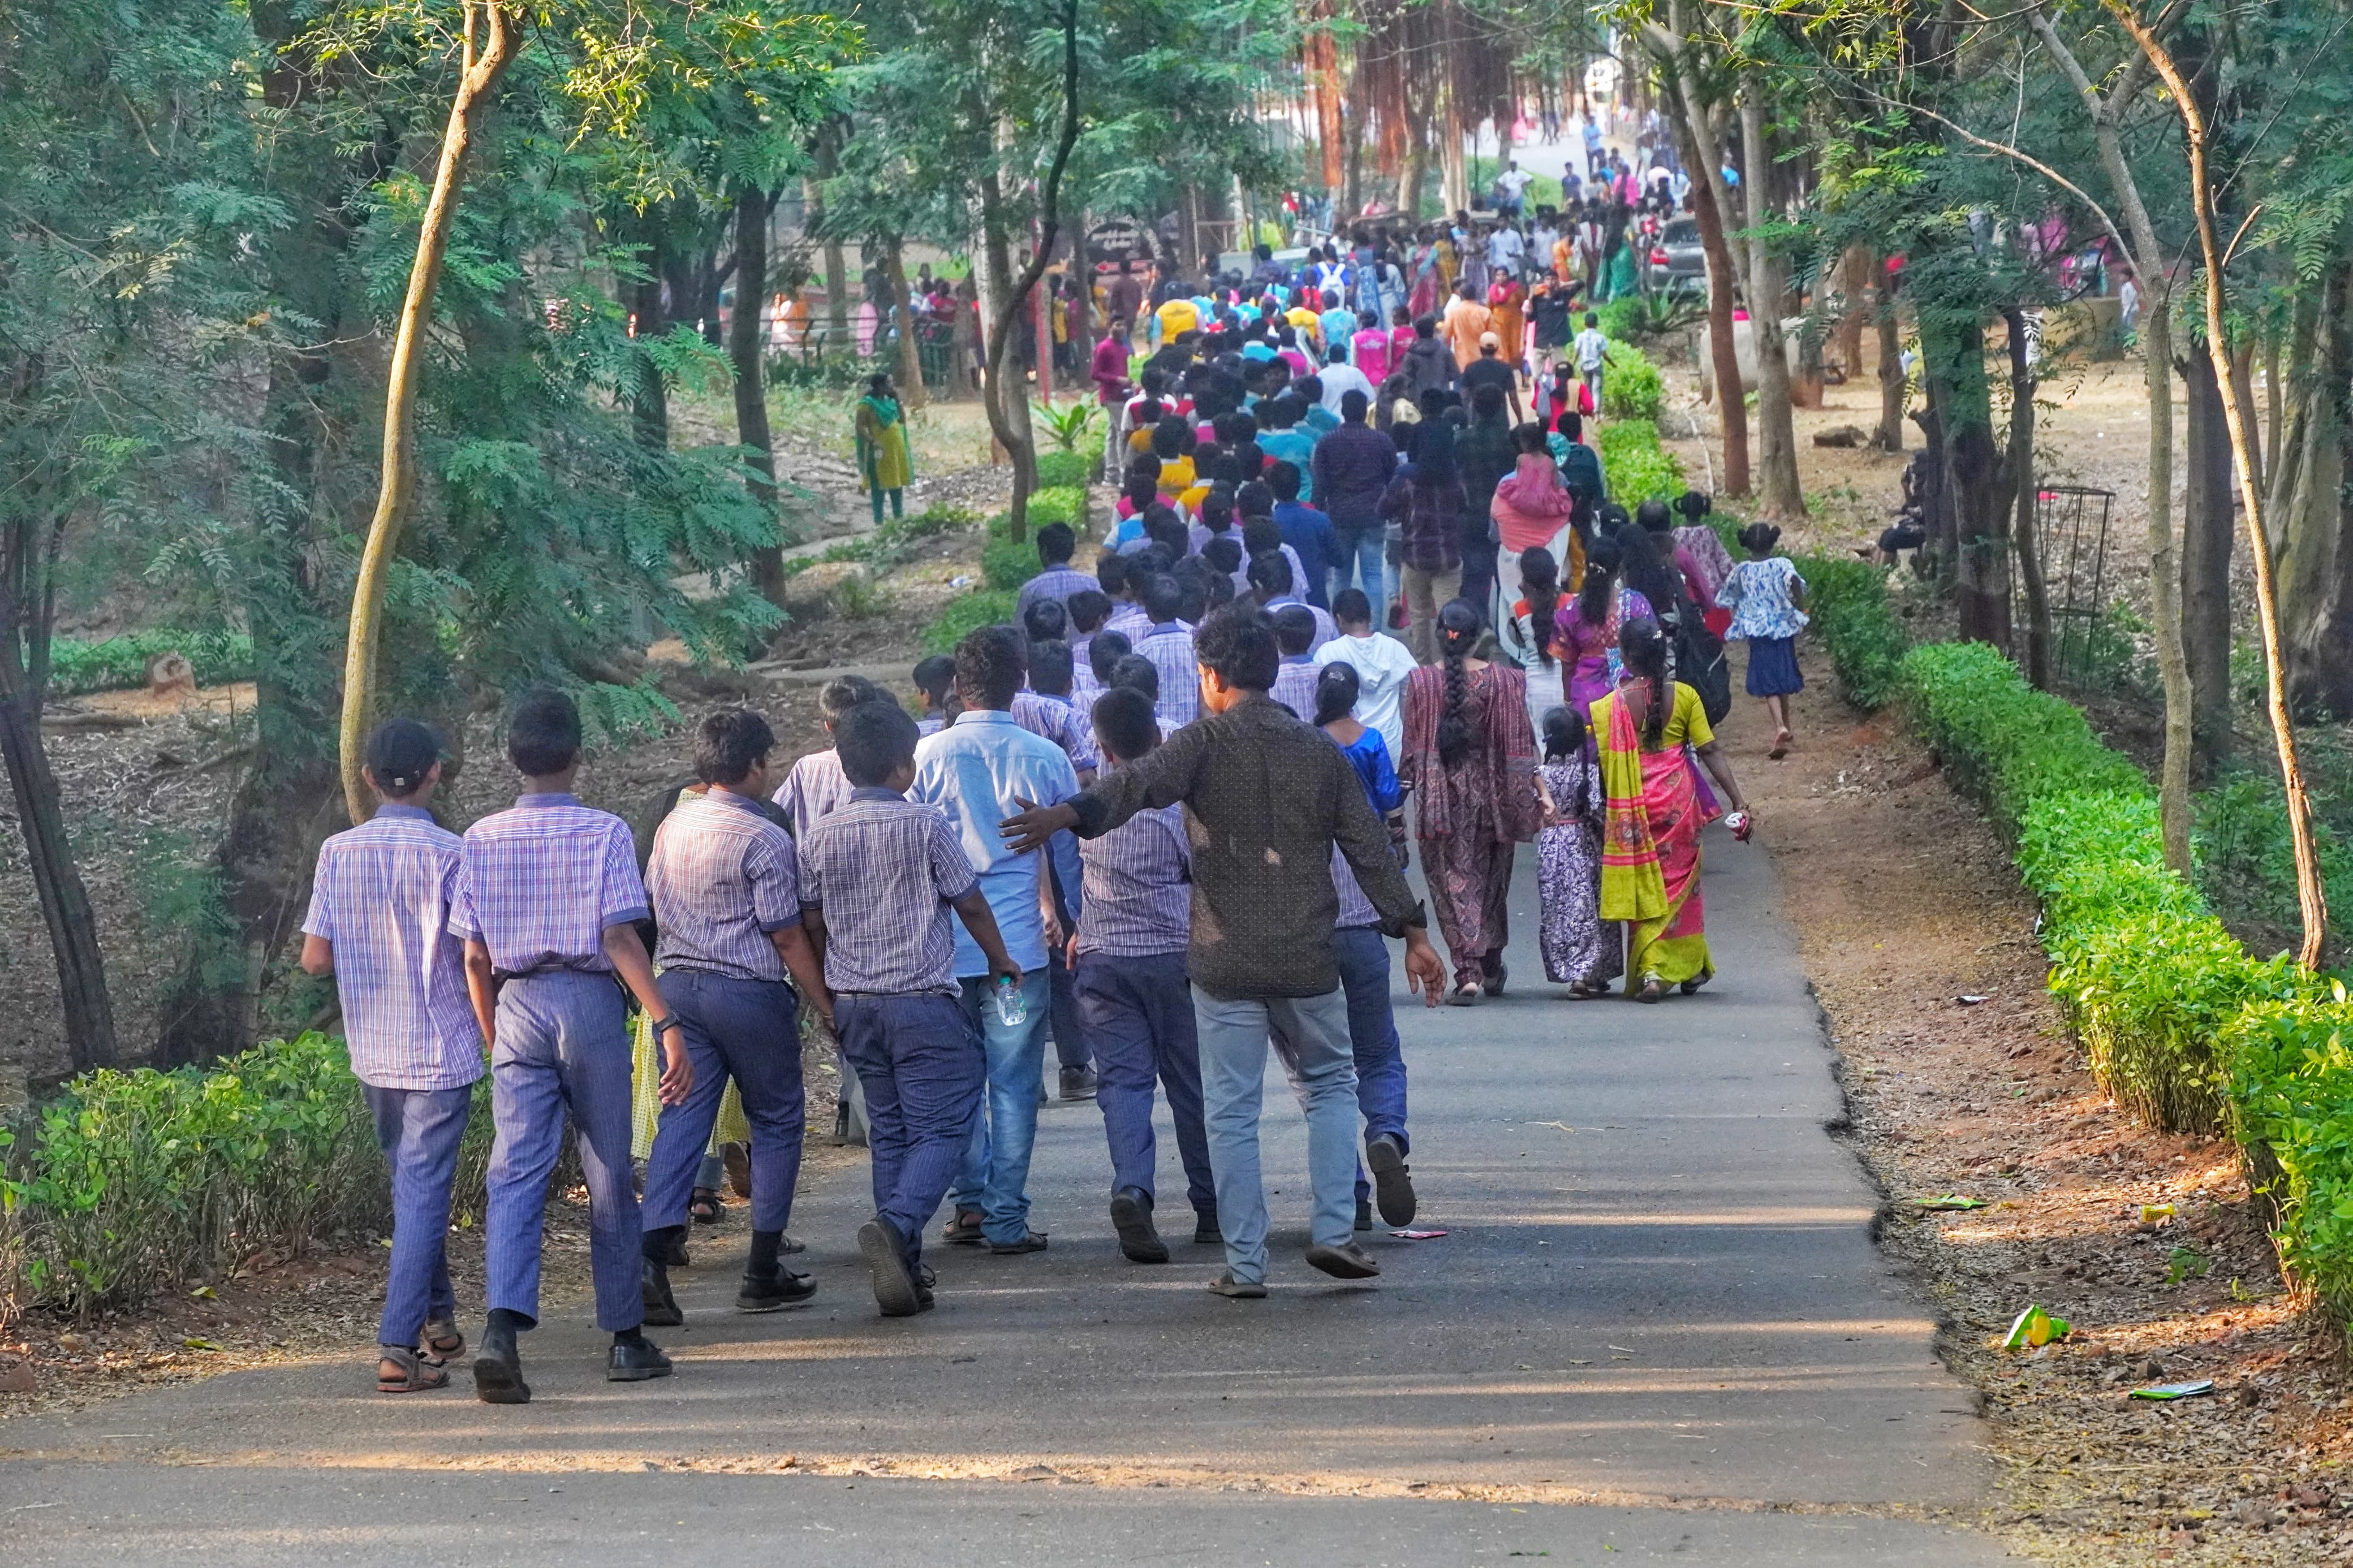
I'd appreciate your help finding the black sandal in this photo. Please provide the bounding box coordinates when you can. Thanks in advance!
[378,1346,450,1394]
[690,1188,723,1225]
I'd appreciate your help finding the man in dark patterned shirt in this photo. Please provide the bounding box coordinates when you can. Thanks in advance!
[1003,607,1445,1297]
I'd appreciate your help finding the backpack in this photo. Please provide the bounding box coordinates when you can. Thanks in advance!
[1671,607,1733,725]
[1558,441,1604,503]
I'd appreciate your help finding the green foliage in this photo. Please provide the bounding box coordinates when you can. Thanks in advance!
[982,536,1037,592]
[2227,987,2353,1322]
[1022,486,1088,533]
[920,588,1019,654]
[1595,420,1683,507]
[0,1034,496,1318]
[1035,449,1097,490]
[1594,297,1647,344]
[1798,557,1910,710]
[1031,399,1101,452]
[2197,773,2353,953]
[47,631,256,698]
[1600,346,1666,422]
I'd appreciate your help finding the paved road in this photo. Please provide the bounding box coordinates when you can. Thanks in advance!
[2,834,2015,1565]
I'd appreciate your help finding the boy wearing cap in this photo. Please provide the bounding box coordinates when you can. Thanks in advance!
[301,718,482,1394]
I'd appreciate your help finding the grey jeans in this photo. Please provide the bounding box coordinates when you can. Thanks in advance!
[1190,986,1361,1285]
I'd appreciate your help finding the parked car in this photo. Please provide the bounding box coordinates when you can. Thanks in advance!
[1647,217,1706,293]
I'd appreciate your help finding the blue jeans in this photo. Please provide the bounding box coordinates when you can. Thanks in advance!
[1328,526,1386,610]
[643,971,804,1234]
[950,969,1053,1245]
[483,971,642,1332]
[1075,951,1214,1218]
[1191,986,1360,1285]
[1333,927,1410,1202]
[837,993,986,1276]
[363,1082,473,1349]
[1046,866,1090,1071]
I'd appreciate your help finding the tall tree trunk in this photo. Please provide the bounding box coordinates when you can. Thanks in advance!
[730,187,785,607]
[2227,339,2262,501]
[882,236,929,413]
[1655,59,1748,496]
[2005,308,2052,689]
[1835,244,1871,379]
[1739,84,1804,518]
[1308,15,1344,196]
[811,126,850,354]
[1926,312,2009,645]
[1874,264,1907,451]
[2179,349,2236,768]
[1397,110,1428,219]
[1440,75,1469,215]
[338,0,522,826]
[2273,258,2353,715]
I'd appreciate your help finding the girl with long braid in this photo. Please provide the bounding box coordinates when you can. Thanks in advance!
[1590,618,1752,1003]
[1398,599,1542,1004]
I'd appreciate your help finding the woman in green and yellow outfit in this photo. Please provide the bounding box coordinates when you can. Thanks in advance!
[855,372,913,525]
[1592,617,1752,1002]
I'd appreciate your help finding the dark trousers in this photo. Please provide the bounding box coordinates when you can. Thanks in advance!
[363,1082,472,1349]
[836,993,986,1275]
[1459,534,1499,623]
[1074,950,1215,1219]
[1046,865,1091,1072]
[1334,926,1410,1202]
[643,970,805,1235]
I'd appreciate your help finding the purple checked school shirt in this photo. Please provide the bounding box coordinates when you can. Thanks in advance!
[645,788,805,983]
[1135,623,1200,725]
[449,793,649,976]
[772,748,853,839]
[303,804,482,1090]
[797,788,980,996]
[1076,801,1192,957]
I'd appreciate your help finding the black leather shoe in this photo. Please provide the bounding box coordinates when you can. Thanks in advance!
[1305,1241,1382,1280]
[1110,1186,1168,1264]
[1193,1213,1223,1245]
[661,1230,690,1268]
[860,1217,924,1318]
[607,1336,673,1382]
[472,1325,529,1405]
[640,1258,683,1327]
[1365,1133,1417,1226]
[1354,1196,1373,1232]
[988,1229,1049,1255]
[736,1265,818,1312]
[1059,1064,1098,1100]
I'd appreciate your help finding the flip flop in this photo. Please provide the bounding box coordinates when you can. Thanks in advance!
[1769,730,1790,759]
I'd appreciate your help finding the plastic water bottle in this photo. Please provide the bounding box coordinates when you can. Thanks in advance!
[993,974,1028,1028]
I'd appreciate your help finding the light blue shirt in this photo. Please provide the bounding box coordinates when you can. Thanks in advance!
[910,710,1084,978]
[1258,426,1319,500]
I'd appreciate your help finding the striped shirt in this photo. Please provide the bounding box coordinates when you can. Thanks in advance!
[1016,565,1100,621]
[1077,801,1192,957]
[1269,656,1321,722]
[1135,623,1200,725]
[302,804,482,1090]
[1105,603,1152,641]
[449,793,648,975]
[772,748,853,839]
[1264,595,1338,654]
[799,789,978,996]
[1332,845,1380,930]
[645,789,804,982]
[1011,690,1098,773]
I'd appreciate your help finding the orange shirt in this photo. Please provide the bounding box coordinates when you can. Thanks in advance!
[1442,297,1493,370]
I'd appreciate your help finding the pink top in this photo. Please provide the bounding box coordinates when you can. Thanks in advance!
[1352,328,1393,385]
[1490,454,1573,554]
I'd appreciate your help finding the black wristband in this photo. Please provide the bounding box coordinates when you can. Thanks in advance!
[650,1015,679,1036]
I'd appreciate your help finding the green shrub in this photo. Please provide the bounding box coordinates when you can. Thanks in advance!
[1596,419,1684,507]
[1600,344,1665,422]
[920,588,1018,654]
[0,1034,485,1318]
[1025,485,1087,532]
[2226,986,2353,1321]
[1036,450,1096,490]
[982,535,1036,592]
[49,629,255,697]
[1799,557,1910,710]
[1595,296,1646,344]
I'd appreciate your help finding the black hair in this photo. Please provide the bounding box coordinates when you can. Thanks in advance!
[1519,546,1561,668]
[1170,556,1215,624]
[1194,603,1279,691]
[1029,638,1075,697]
[507,686,582,777]
[1675,490,1713,521]
[1089,629,1133,684]
[693,707,777,787]
[820,673,889,725]
[1295,375,1324,405]
[1151,416,1189,459]
[1246,550,1294,598]
[1313,660,1361,727]
[1096,552,1128,597]
[1240,515,1282,557]
[1471,382,1507,418]
[1333,586,1373,628]
[1434,598,1485,768]
[1203,535,1243,574]
[835,700,920,788]
[1067,589,1111,634]
[1413,314,1438,338]
[1636,498,1674,533]
[1557,408,1582,442]
[1109,653,1160,702]
[1340,388,1369,422]
[1511,421,1549,455]
[1541,703,1591,772]
[365,717,441,799]
[1738,521,1783,556]
[1577,533,1621,629]
[1619,616,1670,749]
[1266,461,1303,502]
[1235,478,1274,518]
[954,624,1027,710]
[1036,521,1076,565]
[1614,519,1681,620]
[1270,603,1317,656]
[1021,597,1070,646]
[1090,686,1160,764]
[1198,482,1236,531]
[911,654,956,708]
[1141,572,1186,624]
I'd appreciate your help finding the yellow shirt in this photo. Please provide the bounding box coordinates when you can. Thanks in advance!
[1156,299,1200,340]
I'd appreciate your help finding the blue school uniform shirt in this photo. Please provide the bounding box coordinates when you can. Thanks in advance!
[908,711,1084,978]
[1259,427,1320,501]
[1272,498,1337,608]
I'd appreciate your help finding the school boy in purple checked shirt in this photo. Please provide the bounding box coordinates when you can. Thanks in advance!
[771,673,890,837]
[300,718,481,1395]
[1070,687,1217,1262]
[798,702,1022,1316]
[637,709,835,1329]
[451,688,690,1403]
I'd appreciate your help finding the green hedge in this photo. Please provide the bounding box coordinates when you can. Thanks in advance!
[1596,418,1684,507]
[0,1033,493,1318]
[1035,450,1096,490]
[920,588,1018,654]
[982,536,1036,592]
[1800,557,1911,710]
[49,630,255,697]
[1600,344,1665,422]
[1809,586,2351,1319]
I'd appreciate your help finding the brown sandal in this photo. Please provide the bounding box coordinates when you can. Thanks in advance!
[377,1346,450,1394]
[421,1319,465,1363]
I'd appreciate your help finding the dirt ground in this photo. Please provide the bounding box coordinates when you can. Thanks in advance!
[1738,641,2352,1567]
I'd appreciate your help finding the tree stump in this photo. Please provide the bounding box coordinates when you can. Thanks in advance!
[145,650,196,699]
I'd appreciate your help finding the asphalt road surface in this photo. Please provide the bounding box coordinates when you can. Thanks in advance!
[2,827,2016,1565]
